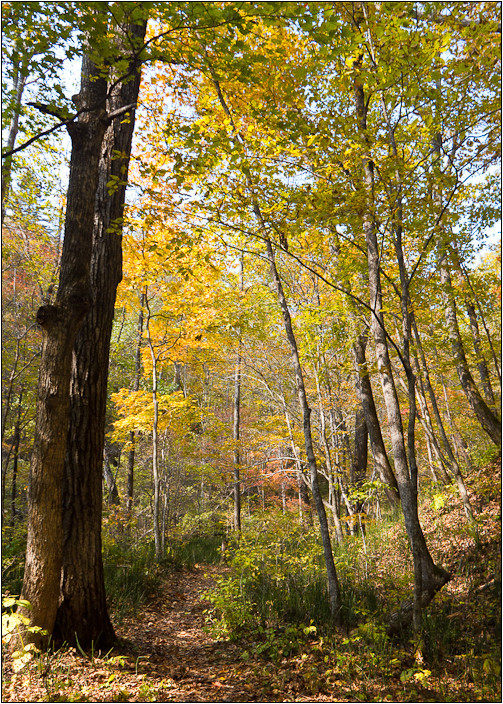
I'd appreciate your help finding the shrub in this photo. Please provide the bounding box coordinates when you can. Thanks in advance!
[203,510,384,641]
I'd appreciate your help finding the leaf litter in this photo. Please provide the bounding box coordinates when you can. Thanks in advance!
[2,459,501,702]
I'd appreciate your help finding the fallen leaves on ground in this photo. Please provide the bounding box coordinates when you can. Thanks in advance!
[2,459,501,702]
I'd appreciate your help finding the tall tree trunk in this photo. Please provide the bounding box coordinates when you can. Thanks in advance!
[127,299,144,519]
[233,257,243,531]
[332,405,352,473]
[232,352,242,531]
[18,44,109,649]
[412,317,475,522]
[265,238,342,624]
[127,430,136,516]
[353,57,448,635]
[465,299,496,407]
[145,291,162,561]
[351,407,368,488]
[439,256,501,447]
[349,405,368,530]
[459,263,501,386]
[284,406,312,526]
[388,143,424,633]
[103,454,121,506]
[55,10,146,647]
[313,367,345,544]
[411,367,451,484]
[352,332,400,505]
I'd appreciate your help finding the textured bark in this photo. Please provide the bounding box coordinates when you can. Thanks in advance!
[54,13,146,648]
[439,258,501,447]
[352,333,400,505]
[18,49,109,648]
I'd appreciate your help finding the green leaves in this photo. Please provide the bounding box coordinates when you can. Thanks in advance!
[2,596,48,672]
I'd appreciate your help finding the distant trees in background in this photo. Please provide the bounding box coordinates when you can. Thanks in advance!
[2,1,500,646]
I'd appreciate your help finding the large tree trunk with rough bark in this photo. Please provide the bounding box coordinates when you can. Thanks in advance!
[54,12,146,648]
[18,47,109,648]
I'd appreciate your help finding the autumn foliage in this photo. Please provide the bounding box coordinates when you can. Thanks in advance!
[1,2,501,702]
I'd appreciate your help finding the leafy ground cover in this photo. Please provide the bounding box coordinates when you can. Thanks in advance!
[2,458,501,702]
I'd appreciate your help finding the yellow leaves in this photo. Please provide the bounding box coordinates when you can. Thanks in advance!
[344,55,359,71]
[111,389,202,442]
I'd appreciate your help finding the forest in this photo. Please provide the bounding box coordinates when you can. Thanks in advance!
[1,2,501,702]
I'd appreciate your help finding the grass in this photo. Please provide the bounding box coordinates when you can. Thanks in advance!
[102,540,164,622]
[102,511,224,620]
[165,533,223,567]
[203,505,414,643]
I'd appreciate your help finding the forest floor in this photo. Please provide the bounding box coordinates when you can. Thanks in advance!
[2,457,501,703]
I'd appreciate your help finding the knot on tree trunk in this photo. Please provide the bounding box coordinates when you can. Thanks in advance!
[66,121,88,146]
[36,305,61,330]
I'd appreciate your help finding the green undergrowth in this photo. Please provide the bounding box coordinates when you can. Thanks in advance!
[201,467,501,701]
[102,539,165,622]
[165,510,226,567]
[202,511,402,642]
[1,522,27,598]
